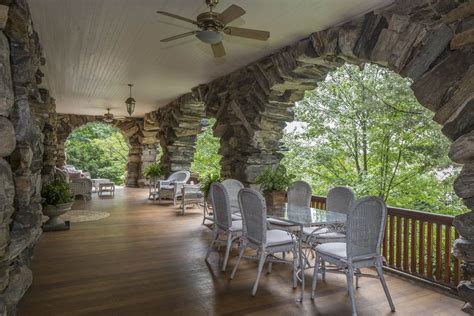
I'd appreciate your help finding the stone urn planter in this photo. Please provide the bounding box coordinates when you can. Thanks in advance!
[264,191,287,215]
[42,202,73,229]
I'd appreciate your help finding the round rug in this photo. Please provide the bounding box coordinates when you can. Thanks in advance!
[42,210,110,223]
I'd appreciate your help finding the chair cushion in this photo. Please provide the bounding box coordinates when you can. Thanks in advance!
[316,242,347,259]
[160,184,174,190]
[229,220,242,231]
[231,213,241,221]
[266,229,293,246]
[303,227,345,240]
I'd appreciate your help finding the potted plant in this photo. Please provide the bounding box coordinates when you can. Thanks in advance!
[200,172,222,201]
[41,180,74,231]
[143,162,164,182]
[256,165,294,213]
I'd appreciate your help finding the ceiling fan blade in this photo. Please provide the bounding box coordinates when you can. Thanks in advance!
[211,42,226,58]
[156,11,198,26]
[218,4,246,25]
[224,27,270,41]
[160,31,198,42]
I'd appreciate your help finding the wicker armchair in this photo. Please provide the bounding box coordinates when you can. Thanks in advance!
[70,178,93,201]
[311,197,395,315]
[157,171,191,205]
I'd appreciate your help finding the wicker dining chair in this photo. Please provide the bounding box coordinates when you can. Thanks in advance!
[221,179,244,220]
[311,196,395,316]
[230,188,298,296]
[267,180,312,231]
[303,186,355,244]
[205,182,242,272]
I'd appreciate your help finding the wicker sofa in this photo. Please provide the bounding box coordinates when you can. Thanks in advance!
[55,167,93,201]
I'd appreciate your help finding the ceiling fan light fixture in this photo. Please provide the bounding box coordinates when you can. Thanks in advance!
[103,108,114,123]
[196,30,223,44]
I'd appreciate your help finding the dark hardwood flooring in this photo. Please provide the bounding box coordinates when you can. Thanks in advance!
[17,187,464,316]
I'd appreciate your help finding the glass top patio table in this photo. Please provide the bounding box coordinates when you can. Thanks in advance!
[267,205,347,227]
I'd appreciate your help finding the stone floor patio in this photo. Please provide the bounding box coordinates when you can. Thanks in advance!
[17,187,464,315]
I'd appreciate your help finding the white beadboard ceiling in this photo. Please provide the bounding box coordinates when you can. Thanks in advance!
[28,0,392,117]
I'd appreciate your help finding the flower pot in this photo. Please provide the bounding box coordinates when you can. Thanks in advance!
[264,191,287,215]
[42,202,73,229]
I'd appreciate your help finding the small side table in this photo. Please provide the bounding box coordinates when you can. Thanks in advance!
[98,182,115,197]
[181,184,204,215]
[92,178,111,193]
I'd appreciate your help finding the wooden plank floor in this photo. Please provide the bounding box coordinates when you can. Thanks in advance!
[18,188,464,316]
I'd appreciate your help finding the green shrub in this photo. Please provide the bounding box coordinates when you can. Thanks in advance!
[143,162,164,179]
[199,172,222,198]
[256,165,295,192]
[42,180,74,205]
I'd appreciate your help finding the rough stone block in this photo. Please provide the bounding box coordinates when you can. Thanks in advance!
[454,163,474,199]
[0,31,13,116]
[454,211,474,239]
[449,130,474,163]
[0,158,14,215]
[0,116,15,158]
[442,98,474,141]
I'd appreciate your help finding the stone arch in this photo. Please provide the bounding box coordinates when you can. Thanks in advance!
[55,114,159,187]
[147,90,207,177]
[197,0,474,308]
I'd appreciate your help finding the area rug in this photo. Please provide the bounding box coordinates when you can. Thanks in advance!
[42,210,110,223]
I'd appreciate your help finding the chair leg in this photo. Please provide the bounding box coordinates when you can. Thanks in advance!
[311,253,320,299]
[292,248,298,289]
[268,261,273,274]
[355,268,361,289]
[230,243,245,280]
[205,231,219,261]
[375,260,396,312]
[321,258,326,281]
[252,251,267,296]
[222,233,233,272]
[346,266,357,316]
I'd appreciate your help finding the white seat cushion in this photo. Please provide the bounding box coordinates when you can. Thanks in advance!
[267,218,297,227]
[231,213,242,221]
[160,184,174,190]
[316,242,347,259]
[303,227,345,240]
[229,220,242,231]
[266,229,293,246]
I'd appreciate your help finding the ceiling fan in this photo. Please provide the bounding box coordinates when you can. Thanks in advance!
[102,108,126,123]
[157,0,270,58]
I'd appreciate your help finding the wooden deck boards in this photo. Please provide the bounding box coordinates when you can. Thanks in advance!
[18,188,464,316]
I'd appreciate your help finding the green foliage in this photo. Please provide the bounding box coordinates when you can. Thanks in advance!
[199,172,222,197]
[191,118,222,179]
[143,162,164,179]
[282,64,467,215]
[42,180,74,205]
[65,123,129,185]
[256,165,295,192]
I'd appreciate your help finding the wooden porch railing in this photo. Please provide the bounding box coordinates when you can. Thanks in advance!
[310,195,461,290]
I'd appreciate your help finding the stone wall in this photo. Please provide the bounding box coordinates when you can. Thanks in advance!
[146,90,206,176]
[55,114,159,187]
[0,0,58,313]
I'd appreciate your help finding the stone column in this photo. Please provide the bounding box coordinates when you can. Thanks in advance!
[0,0,50,313]
[451,130,474,313]
[125,140,142,187]
[156,93,206,176]
[138,144,157,187]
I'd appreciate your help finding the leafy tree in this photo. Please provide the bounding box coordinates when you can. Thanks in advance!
[65,123,129,184]
[282,64,466,215]
[191,118,222,179]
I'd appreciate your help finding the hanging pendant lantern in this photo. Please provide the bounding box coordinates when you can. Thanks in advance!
[125,83,136,116]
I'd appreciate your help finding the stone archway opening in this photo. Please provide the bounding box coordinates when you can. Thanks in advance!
[190,117,222,181]
[281,62,467,216]
[64,122,130,185]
